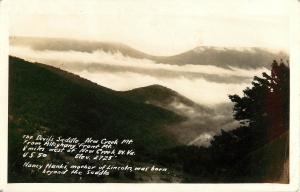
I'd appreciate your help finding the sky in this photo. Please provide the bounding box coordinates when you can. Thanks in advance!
[9,0,290,55]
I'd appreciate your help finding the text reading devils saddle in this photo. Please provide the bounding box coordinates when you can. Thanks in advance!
[22,134,168,177]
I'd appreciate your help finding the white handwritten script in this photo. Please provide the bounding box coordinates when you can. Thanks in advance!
[22,135,168,177]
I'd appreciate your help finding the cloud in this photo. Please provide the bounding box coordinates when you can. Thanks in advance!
[77,70,249,105]
[10,45,268,76]
[10,45,268,105]
[165,100,239,147]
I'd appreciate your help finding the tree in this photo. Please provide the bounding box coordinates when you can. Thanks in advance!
[204,60,290,182]
[229,60,289,143]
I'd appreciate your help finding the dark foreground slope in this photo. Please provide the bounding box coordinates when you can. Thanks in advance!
[155,130,289,183]
[9,56,182,146]
[231,131,289,183]
[8,56,184,182]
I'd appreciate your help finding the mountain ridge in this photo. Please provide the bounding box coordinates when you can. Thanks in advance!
[122,84,212,117]
[10,36,288,69]
[8,56,184,151]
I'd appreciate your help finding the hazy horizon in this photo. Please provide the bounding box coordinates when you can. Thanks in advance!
[9,0,289,55]
[9,35,288,56]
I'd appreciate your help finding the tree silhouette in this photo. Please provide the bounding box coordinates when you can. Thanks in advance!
[229,60,289,143]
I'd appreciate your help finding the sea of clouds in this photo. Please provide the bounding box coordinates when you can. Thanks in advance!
[10,45,269,106]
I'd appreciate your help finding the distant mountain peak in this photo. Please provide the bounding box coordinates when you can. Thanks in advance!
[133,84,176,92]
[192,46,259,53]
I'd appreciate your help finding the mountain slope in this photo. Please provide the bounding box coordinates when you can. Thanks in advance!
[10,36,288,69]
[122,85,239,147]
[122,84,212,117]
[9,56,183,150]
[9,56,190,183]
[231,131,289,183]
[10,36,155,59]
[156,46,288,69]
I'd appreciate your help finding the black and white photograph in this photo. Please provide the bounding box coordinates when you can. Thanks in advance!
[1,0,300,191]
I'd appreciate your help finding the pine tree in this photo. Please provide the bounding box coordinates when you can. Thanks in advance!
[229,60,289,143]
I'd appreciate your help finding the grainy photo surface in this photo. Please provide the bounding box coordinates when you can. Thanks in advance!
[8,0,289,183]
